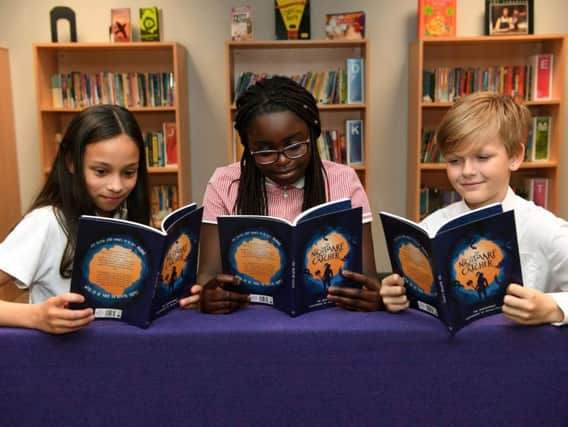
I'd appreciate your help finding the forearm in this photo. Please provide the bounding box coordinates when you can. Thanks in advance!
[0,300,39,330]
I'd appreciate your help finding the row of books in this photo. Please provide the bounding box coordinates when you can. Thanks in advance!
[419,187,461,218]
[233,57,364,104]
[422,54,553,103]
[420,115,551,164]
[144,122,178,167]
[515,177,549,209]
[150,184,179,227]
[50,71,175,109]
[316,119,364,166]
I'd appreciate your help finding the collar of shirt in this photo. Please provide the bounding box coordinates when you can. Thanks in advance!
[265,176,305,190]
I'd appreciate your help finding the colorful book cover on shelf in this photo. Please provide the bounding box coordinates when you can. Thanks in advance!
[346,119,364,165]
[70,203,203,328]
[532,116,551,161]
[524,177,549,209]
[218,199,362,316]
[139,7,160,42]
[231,5,253,41]
[346,58,364,104]
[325,11,365,40]
[530,54,553,100]
[380,203,523,333]
[111,8,131,42]
[274,0,310,40]
[417,0,456,37]
[163,122,178,165]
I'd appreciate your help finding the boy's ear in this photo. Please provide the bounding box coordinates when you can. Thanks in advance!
[509,144,525,171]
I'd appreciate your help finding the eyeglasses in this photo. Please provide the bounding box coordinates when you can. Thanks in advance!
[250,140,310,165]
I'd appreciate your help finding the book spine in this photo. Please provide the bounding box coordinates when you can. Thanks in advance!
[345,119,364,165]
[531,54,553,100]
[346,58,364,104]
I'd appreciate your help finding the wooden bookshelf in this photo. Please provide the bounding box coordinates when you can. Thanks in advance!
[408,35,566,221]
[33,42,192,205]
[225,39,370,190]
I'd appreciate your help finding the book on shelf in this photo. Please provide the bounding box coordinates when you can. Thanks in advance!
[324,11,365,40]
[346,58,364,104]
[274,0,310,40]
[530,54,553,101]
[417,0,456,37]
[529,116,551,161]
[110,8,131,42]
[380,203,523,333]
[139,7,160,42]
[163,122,178,165]
[151,185,179,227]
[70,203,203,328]
[346,119,364,165]
[218,199,363,317]
[523,177,548,209]
[419,187,461,218]
[231,5,253,41]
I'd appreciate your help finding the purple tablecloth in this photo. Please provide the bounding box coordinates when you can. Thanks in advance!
[1,306,566,426]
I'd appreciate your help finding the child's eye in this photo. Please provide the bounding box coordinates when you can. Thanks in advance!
[123,170,138,178]
[445,158,460,165]
[477,155,491,161]
[94,168,107,176]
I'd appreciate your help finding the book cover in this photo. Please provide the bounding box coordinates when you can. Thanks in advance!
[275,0,310,40]
[346,58,364,104]
[139,7,160,42]
[231,5,253,41]
[163,122,178,165]
[325,11,365,40]
[530,54,553,101]
[70,203,203,328]
[111,8,131,42]
[532,116,551,161]
[417,0,456,37]
[218,199,362,316]
[524,177,548,209]
[380,203,523,333]
[346,119,364,165]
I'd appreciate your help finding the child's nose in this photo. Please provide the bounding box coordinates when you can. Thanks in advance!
[106,174,124,192]
[462,159,476,175]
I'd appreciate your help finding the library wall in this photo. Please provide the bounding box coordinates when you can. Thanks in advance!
[0,0,566,271]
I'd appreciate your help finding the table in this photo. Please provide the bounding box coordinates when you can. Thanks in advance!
[1,307,567,426]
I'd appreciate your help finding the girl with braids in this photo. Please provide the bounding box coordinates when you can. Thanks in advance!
[180,76,382,314]
[0,104,152,333]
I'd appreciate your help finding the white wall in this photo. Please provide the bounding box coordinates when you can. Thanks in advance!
[0,0,566,271]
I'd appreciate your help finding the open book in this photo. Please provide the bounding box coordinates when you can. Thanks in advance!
[218,199,362,316]
[70,203,203,328]
[379,203,523,332]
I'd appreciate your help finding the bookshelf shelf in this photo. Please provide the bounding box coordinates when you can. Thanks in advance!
[225,39,370,189]
[408,35,566,220]
[33,42,192,208]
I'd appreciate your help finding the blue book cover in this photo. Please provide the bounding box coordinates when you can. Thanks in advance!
[346,57,364,104]
[218,199,363,316]
[70,203,203,328]
[379,204,523,333]
[346,119,364,165]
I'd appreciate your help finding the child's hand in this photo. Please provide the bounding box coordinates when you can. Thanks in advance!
[32,293,94,334]
[200,274,249,314]
[179,284,202,309]
[502,284,565,325]
[379,274,409,313]
[327,270,382,311]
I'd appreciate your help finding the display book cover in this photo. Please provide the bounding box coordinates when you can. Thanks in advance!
[379,203,523,333]
[218,198,362,317]
[70,203,203,328]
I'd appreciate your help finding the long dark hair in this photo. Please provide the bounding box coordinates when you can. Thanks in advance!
[233,75,327,215]
[29,104,151,277]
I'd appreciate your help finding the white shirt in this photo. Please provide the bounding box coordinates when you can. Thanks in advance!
[0,206,70,303]
[421,188,568,325]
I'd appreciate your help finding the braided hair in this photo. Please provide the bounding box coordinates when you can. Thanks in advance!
[233,75,328,215]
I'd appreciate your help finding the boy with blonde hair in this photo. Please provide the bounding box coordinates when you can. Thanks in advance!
[381,92,568,325]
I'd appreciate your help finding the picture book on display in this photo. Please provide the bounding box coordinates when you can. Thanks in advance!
[231,5,253,41]
[275,0,310,40]
[218,199,363,316]
[325,11,365,40]
[139,7,160,42]
[380,203,523,333]
[110,8,131,42]
[70,203,203,328]
[418,0,456,37]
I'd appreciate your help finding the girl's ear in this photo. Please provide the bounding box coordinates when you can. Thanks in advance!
[509,144,525,171]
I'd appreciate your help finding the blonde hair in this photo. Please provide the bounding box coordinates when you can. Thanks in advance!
[436,92,532,157]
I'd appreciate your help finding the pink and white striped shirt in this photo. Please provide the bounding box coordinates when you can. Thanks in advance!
[202,160,372,224]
